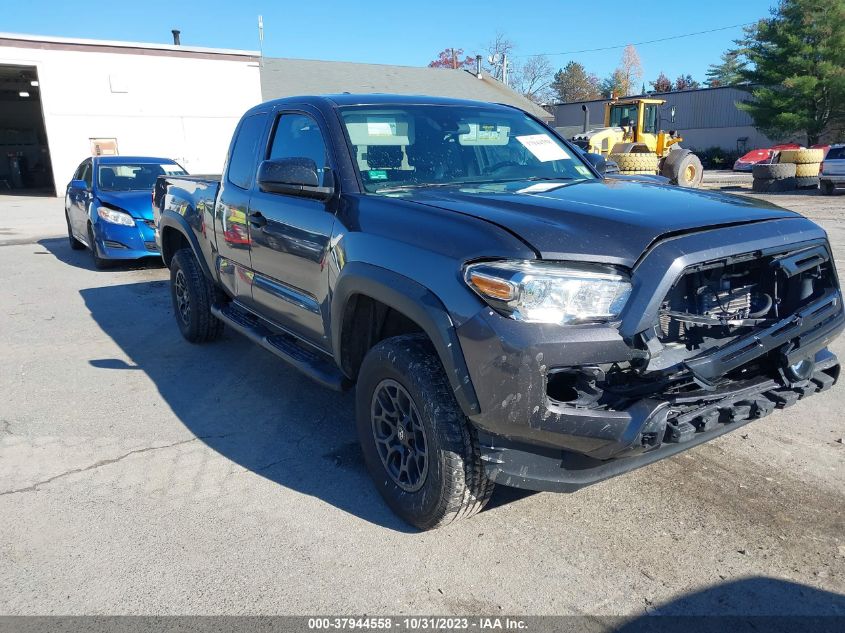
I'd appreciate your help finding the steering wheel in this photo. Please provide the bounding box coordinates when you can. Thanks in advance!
[486,161,521,174]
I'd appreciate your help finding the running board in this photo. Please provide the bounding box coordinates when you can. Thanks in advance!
[211,303,350,392]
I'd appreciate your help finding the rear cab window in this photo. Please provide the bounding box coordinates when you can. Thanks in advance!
[227,113,268,190]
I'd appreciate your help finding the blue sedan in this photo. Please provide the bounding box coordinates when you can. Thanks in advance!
[64,156,186,268]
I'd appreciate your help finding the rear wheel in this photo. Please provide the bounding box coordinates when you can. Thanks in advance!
[356,334,494,530]
[65,210,84,250]
[170,248,224,343]
[821,180,835,196]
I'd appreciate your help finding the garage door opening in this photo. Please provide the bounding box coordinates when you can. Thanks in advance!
[0,64,54,194]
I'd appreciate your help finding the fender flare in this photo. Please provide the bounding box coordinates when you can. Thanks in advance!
[331,262,481,417]
[158,211,213,280]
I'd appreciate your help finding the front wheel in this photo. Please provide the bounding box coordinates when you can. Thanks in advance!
[356,334,494,530]
[662,151,704,188]
[65,210,84,250]
[87,223,111,269]
[169,248,224,343]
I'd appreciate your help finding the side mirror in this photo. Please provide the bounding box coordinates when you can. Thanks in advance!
[257,157,334,200]
[70,179,89,191]
[583,152,607,176]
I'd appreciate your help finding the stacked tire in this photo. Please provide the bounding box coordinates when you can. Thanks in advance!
[778,148,824,189]
[609,152,659,176]
[752,163,796,192]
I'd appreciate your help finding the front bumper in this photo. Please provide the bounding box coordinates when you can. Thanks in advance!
[93,218,160,260]
[454,220,843,492]
[476,350,839,492]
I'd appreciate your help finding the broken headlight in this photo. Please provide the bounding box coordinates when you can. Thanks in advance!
[464,260,632,325]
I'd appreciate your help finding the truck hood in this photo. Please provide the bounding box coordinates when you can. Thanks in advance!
[401,179,798,266]
[95,190,154,220]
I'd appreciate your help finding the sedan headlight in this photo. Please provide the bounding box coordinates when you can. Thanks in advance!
[97,205,136,226]
[464,260,632,325]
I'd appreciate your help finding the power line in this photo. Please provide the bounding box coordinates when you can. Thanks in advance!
[512,22,755,58]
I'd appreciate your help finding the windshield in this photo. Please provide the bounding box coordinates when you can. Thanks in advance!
[338,105,595,193]
[97,162,186,191]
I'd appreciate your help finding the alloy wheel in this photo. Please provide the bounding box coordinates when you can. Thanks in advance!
[174,269,191,325]
[371,378,429,492]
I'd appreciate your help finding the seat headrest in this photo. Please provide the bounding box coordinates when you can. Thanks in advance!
[100,167,116,187]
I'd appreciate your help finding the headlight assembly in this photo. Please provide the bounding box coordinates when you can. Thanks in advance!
[97,205,136,226]
[464,260,632,325]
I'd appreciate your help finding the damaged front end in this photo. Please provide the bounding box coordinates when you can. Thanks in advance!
[462,229,844,492]
[585,242,844,449]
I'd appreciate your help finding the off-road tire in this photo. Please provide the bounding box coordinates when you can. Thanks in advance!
[87,223,111,269]
[662,151,704,187]
[752,163,796,180]
[795,176,820,189]
[356,334,494,530]
[619,170,659,175]
[65,211,84,250]
[779,148,825,164]
[821,180,836,196]
[609,153,659,172]
[752,177,796,193]
[170,248,224,343]
[794,162,821,178]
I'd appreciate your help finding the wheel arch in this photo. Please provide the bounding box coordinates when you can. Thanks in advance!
[159,212,212,279]
[331,262,481,417]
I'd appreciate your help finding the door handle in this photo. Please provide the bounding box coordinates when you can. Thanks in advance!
[248,211,267,228]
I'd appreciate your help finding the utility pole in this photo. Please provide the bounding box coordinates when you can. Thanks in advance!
[258,15,264,67]
[502,53,508,87]
[451,48,457,69]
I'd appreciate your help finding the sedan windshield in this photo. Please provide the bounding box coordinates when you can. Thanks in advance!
[98,162,185,191]
[338,105,595,193]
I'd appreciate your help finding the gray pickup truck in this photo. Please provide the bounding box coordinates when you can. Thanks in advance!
[154,94,843,529]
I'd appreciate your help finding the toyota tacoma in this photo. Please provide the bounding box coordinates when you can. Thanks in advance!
[153,95,843,529]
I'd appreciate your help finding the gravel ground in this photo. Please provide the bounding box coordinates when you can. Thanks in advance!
[0,189,843,620]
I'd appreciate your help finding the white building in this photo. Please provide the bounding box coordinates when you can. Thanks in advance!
[0,33,261,195]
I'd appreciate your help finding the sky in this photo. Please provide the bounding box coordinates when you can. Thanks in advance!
[4,0,778,85]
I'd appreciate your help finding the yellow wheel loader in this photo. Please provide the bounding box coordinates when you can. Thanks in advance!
[570,97,704,188]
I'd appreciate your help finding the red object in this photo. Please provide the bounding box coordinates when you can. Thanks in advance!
[733,143,803,171]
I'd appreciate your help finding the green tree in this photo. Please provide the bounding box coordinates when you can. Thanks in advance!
[706,51,745,87]
[650,72,673,93]
[550,61,601,103]
[600,69,626,98]
[737,0,845,145]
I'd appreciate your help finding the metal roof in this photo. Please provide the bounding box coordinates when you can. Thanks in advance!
[260,57,552,120]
